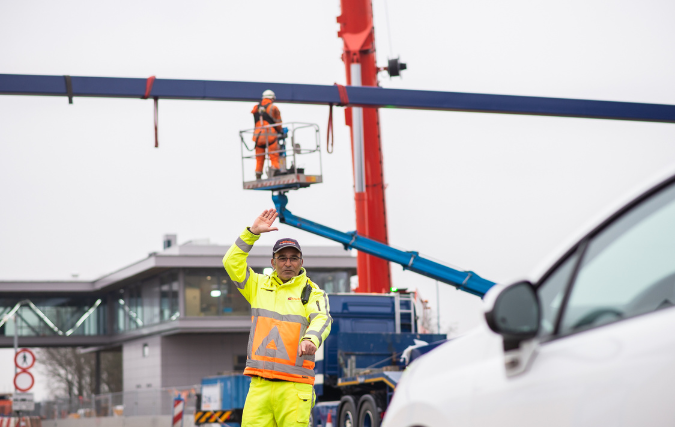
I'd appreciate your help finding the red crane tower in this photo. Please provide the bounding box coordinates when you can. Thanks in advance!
[338,0,392,293]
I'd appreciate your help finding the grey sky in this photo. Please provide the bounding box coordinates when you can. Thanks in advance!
[1,0,674,399]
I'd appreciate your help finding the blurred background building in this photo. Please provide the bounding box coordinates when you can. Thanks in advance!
[0,235,356,418]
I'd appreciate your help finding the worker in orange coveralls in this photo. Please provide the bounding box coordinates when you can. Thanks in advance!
[252,90,283,180]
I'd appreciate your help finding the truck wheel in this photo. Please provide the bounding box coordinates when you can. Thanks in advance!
[339,396,357,427]
[358,395,380,427]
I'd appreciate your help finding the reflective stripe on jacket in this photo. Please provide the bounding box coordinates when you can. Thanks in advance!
[222,228,332,385]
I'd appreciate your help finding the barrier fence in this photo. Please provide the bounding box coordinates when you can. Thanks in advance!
[31,386,199,420]
[0,416,42,427]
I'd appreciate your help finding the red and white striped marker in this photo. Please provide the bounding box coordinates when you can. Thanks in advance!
[172,396,184,427]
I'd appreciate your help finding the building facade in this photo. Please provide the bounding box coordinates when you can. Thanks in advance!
[0,237,356,398]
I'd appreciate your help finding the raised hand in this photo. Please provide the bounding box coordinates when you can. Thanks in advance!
[250,209,279,235]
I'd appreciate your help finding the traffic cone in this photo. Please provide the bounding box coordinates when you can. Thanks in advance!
[326,412,333,427]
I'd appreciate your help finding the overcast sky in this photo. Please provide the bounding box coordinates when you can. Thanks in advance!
[1,0,674,400]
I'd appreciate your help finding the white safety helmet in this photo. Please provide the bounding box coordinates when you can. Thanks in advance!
[262,90,276,100]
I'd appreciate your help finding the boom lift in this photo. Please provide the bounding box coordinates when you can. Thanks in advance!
[239,122,323,191]
[271,192,495,297]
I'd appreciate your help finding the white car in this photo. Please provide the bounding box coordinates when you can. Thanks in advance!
[384,170,675,427]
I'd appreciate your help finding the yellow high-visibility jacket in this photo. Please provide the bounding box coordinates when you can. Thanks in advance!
[222,228,332,385]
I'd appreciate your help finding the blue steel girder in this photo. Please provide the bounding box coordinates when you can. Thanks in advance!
[272,193,495,297]
[1,74,675,123]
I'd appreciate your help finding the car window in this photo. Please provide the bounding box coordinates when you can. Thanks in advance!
[559,182,675,335]
[536,252,578,339]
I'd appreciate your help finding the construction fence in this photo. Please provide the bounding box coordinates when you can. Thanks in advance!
[31,386,199,420]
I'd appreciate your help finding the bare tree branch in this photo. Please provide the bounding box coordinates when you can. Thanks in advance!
[37,348,122,398]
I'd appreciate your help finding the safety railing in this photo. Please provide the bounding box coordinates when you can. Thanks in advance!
[239,122,322,186]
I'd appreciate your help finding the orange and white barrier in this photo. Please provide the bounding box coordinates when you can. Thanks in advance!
[172,396,184,427]
[0,417,41,427]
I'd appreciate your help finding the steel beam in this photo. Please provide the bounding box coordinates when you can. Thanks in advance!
[1,74,674,123]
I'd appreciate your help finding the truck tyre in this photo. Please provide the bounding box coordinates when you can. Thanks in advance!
[357,395,380,427]
[338,395,357,427]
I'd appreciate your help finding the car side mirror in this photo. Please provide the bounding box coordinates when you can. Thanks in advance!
[484,281,540,351]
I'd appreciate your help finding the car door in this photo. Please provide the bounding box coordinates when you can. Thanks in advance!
[471,178,675,427]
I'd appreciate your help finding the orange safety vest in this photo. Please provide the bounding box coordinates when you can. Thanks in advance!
[244,307,317,384]
[223,228,332,386]
[251,100,280,147]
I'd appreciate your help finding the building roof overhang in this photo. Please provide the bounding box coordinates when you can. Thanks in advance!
[0,243,356,294]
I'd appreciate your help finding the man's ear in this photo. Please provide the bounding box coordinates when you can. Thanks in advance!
[270,258,275,270]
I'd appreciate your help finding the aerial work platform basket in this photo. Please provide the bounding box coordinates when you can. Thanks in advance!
[239,122,323,191]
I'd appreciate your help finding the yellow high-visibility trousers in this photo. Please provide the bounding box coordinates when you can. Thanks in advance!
[242,376,315,427]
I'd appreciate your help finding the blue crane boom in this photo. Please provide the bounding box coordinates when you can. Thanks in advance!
[1,73,675,123]
[272,193,495,297]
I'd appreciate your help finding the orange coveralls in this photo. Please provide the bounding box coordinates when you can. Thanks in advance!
[251,99,282,173]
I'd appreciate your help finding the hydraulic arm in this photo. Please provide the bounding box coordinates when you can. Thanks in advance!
[272,193,495,297]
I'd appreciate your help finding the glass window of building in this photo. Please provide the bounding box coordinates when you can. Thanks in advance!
[221,274,251,315]
[185,270,220,316]
[130,285,143,329]
[184,269,250,316]
[114,269,181,332]
[309,271,351,293]
[0,297,105,337]
[116,289,127,332]
[160,272,179,321]
[116,285,143,331]
[142,278,160,326]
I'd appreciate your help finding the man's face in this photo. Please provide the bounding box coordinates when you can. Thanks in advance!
[271,247,303,282]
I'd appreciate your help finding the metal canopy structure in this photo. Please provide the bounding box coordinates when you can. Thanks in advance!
[1,73,674,123]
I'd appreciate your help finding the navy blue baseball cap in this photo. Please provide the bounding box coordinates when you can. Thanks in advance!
[273,238,302,254]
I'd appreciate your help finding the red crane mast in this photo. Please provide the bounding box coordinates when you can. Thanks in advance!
[337,0,392,293]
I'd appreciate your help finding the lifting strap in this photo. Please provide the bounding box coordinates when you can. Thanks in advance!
[64,75,73,104]
[141,76,159,148]
[327,105,334,154]
[153,97,159,148]
[335,83,349,106]
[326,84,350,154]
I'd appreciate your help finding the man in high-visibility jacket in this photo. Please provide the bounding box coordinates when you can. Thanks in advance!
[223,208,331,427]
[252,90,283,180]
